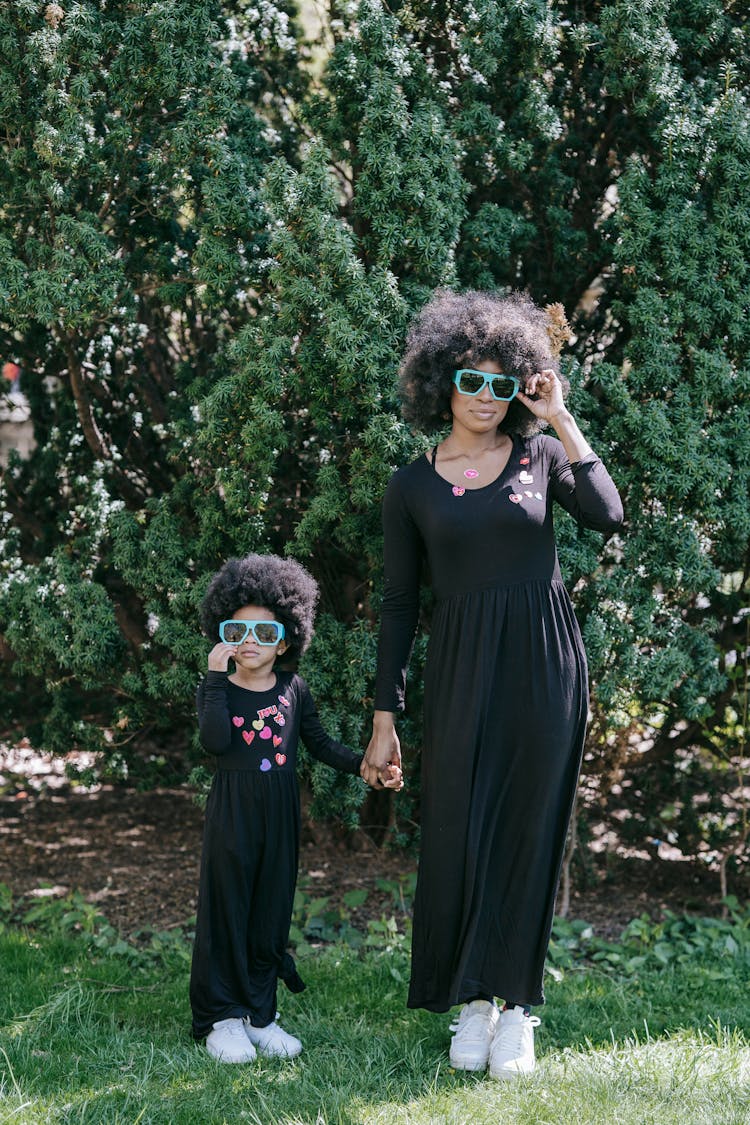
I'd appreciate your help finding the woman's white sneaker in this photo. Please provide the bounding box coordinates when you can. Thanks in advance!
[489,1006,541,1079]
[206,1018,257,1063]
[243,1017,302,1058]
[448,999,499,1071]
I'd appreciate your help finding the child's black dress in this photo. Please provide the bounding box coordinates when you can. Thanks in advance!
[374,435,623,1011]
[190,669,362,1039]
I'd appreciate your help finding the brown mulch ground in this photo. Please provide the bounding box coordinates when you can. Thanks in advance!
[0,773,738,943]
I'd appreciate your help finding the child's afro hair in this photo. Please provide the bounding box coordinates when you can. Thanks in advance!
[398,289,570,435]
[200,554,319,662]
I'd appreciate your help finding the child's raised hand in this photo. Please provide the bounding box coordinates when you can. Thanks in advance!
[207,642,236,672]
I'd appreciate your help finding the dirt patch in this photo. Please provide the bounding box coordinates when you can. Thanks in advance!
[0,772,739,944]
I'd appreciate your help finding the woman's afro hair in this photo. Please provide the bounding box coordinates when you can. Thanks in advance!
[398,289,570,435]
[200,554,319,662]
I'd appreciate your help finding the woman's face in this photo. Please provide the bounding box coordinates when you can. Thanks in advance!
[450,357,513,433]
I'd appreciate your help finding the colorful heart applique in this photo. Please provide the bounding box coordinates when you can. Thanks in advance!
[519,470,533,484]
[524,490,533,498]
[452,486,465,497]
[232,716,244,727]
[259,758,272,772]
[259,727,272,740]
[272,736,282,749]
[520,456,530,465]
[278,695,290,707]
[252,718,264,731]
[509,494,522,504]
[275,752,286,766]
[242,730,255,745]
[274,714,285,726]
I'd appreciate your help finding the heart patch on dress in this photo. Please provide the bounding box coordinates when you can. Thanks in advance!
[520,456,530,465]
[274,714,285,726]
[232,716,244,727]
[278,695,290,707]
[519,471,533,484]
[275,753,286,766]
[259,758,272,772]
[273,735,282,748]
[259,727,272,740]
[242,730,255,745]
[452,486,465,497]
[509,494,522,504]
[252,718,264,731]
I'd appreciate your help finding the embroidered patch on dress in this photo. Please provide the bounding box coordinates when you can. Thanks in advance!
[232,716,244,727]
[273,735,282,748]
[259,727,272,740]
[520,456,530,465]
[452,486,466,496]
[274,714,285,726]
[259,758,272,772]
[519,470,533,484]
[252,718,264,731]
[242,730,255,745]
[509,494,522,504]
[278,695,291,707]
[275,753,286,766]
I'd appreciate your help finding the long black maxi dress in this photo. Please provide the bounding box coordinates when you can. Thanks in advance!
[374,434,623,1012]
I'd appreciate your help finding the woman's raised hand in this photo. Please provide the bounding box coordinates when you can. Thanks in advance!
[516,368,567,425]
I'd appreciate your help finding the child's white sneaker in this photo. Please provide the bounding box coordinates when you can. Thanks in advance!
[206,1018,257,1063]
[489,1006,541,1079]
[244,1016,302,1058]
[448,999,499,1071]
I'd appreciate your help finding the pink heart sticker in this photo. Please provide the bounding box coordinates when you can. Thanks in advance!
[273,735,282,748]
[259,727,272,740]
[464,469,479,479]
[278,695,290,707]
[260,758,272,772]
[509,494,522,504]
[232,716,244,727]
[275,753,286,766]
[520,457,530,465]
[242,730,255,745]
[452,486,465,497]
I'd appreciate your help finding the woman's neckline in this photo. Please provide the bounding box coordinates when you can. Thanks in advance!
[424,433,519,492]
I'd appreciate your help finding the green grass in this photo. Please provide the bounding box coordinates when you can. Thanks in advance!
[0,915,749,1125]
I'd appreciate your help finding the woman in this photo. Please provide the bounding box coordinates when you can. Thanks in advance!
[361,290,623,1079]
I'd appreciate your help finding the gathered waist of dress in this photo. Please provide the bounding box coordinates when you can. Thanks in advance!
[433,574,567,604]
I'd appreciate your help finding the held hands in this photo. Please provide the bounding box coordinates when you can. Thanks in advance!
[516,369,568,426]
[207,642,236,672]
[361,715,404,792]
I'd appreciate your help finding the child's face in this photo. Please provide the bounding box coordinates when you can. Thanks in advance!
[225,604,287,674]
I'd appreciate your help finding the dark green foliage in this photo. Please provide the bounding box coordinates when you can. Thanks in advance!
[0,1,748,881]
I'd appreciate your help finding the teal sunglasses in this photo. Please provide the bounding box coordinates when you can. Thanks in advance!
[219,619,285,646]
[453,369,520,401]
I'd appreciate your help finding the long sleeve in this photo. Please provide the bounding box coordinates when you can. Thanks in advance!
[297,678,363,775]
[548,445,624,533]
[374,470,424,712]
[196,671,233,755]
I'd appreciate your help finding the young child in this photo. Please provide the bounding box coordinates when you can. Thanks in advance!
[190,553,401,1063]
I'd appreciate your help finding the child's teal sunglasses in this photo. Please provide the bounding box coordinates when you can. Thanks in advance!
[219,620,285,646]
